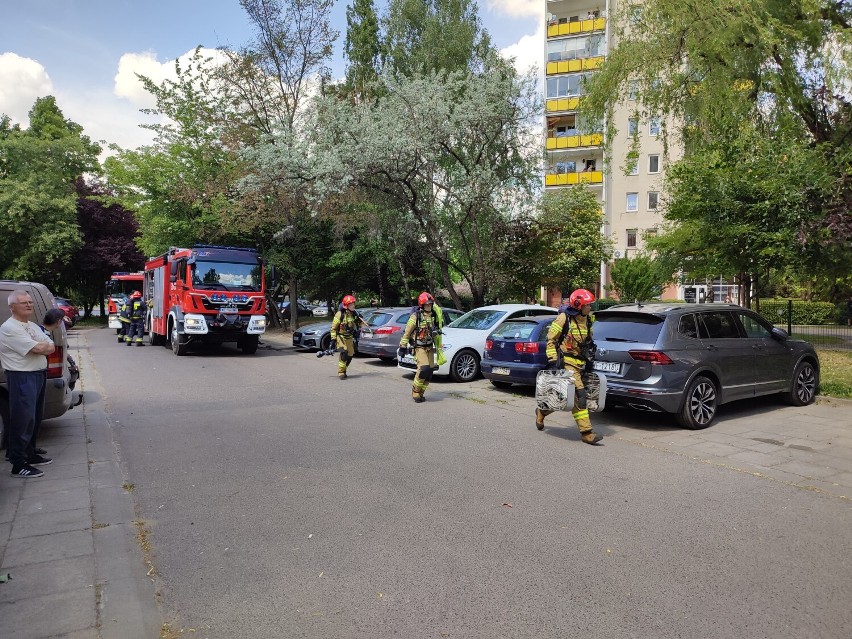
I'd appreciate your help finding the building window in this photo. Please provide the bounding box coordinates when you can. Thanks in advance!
[546,73,591,99]
[628,162,639,176]
[626,193,638,211]
[627,229,638,248]
[628,6,643,25]
[649,117,661,136]
[648,191,659,210]
[648,154,660,173]
[628,118,638,136]
[627,81,639,101]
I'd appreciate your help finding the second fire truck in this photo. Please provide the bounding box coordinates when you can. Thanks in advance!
[144,245,267,355]
[106,272,144,333]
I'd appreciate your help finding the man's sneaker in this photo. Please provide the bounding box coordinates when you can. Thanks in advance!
[28,455,53,466]
[34,447,47,455]
[11,464,44,478]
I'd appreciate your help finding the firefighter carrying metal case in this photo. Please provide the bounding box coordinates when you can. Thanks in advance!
[535,369,575,412]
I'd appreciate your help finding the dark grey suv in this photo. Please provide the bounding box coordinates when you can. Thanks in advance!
[591,303,819,429]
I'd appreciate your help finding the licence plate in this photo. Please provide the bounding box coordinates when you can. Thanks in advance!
[593,361,621,373]
[293,335,301,344]
[492,367,510,375]
[402,355,416,365]
[220,306,238,313]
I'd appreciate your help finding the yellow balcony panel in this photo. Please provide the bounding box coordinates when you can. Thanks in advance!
[591,133,603,145]
[546,99,559,112]
[545,138,557,150]
[566,135,579,148]
[546,61,558,75]
[558,98,570,111]
[581,19,594,32]
[579,134,593,146]
[582,56,604,70]
[568,59,581,72]
[567,97,580,110]
[594,17,606,31]
[556,137,568,149]
[547,24,559,38]
[569,21,581,34]
[556,173,569,185]
[557,60,570,73]
[567,173,579,184]
[545,174,558,186]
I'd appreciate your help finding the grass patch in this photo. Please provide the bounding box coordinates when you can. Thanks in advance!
[122,482,135,492]
[818,350,852,399]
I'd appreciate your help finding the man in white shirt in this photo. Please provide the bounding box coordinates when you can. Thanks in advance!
[0,290,55,478]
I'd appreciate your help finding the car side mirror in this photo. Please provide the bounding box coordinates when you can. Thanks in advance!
[770,326,788,340]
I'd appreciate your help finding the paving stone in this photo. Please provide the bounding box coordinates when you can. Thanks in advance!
[0,555,96,603]
[0,587,95,638]
[772,459,843,480]
[1,529,94,569]
[19,486,90,516]
[22,474,89,498]
[10,508,90,539]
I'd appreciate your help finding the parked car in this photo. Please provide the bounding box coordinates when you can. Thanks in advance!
[591,303,820,429]
[399,304,558,382]
[278,300,314,317]
[54,297,79,326]
[359,306,464,362]
[0,280,75,448]
[481,316,556,387]
[312,305,330,317]
[292,309,378,352]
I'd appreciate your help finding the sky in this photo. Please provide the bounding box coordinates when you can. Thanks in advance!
[0,0,543,154]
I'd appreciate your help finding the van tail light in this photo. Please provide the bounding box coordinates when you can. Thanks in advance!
[485,339,493,350]
[46,344,64,379]
[515,342,539,354]
[373,326,401,335]
[628,350,673,365]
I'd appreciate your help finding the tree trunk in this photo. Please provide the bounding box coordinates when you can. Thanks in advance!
[289,274,299,330]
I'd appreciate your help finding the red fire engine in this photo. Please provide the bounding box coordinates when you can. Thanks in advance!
[106,272,144,333]
[144,245,267,355]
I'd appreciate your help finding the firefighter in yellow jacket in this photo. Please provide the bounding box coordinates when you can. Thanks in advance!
[535,288,603,445]
[330,295,370,380]
[398,292,443,403]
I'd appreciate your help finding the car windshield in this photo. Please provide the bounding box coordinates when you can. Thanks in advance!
[449,309,507,330]
[592,313,665,343]
[191,260,261,291]
[490,320,545,340]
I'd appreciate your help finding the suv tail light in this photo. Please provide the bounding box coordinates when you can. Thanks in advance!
[373,326,401,335]
[628,350,673,365]
[515,342,539,354]
[485,339,493,350]
[46,344,64,379]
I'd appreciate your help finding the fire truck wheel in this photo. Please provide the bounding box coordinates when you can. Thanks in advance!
[149,330,165,347]
[170,322,187,356]
[239,335,259,355]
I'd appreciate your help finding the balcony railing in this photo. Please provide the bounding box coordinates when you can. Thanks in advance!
[545,97,581,112]
[546,56,604,75]
[547,17,606,38]
[545,171,604,186]
[545,133,603,149]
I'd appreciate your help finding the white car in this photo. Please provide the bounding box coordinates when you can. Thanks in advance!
[398,304,558,382]
[312,306,329,317]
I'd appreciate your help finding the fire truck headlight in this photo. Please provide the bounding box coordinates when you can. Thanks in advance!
[182,316,208,333]
[185,318,201,326]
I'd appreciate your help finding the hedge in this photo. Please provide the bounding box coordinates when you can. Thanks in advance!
[757,299,839,326]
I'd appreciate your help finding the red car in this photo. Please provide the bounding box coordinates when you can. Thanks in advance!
[54,297,79,327]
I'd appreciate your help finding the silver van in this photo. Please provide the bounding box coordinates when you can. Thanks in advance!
[0,280,73,447]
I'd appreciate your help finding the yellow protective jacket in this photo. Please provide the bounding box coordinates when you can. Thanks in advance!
[546,311,593,367]
[331,309,364,340]
[400,306,443,351]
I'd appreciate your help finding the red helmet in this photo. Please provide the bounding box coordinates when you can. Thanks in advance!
[569,288,595,309]
[418,292,434,306]
[342,295,356,307]
[130,290,142,299]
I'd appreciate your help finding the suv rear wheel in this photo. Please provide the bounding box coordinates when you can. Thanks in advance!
[677,375,717,429]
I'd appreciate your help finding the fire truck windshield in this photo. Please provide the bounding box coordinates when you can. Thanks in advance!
[191,261,261,291]
[107,279,142,297]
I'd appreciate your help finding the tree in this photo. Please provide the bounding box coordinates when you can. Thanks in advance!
[609,253,670,302]
[583,0,852,301]
[61,179,146,317]
[345,0,381,97]
[0,97,100,282]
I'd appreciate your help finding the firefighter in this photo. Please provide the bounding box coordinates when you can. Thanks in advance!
[535,288,603,445]
[117,295,132,343]
[124,291,146,346]
[398,292,443,403]
[330,295,369,379]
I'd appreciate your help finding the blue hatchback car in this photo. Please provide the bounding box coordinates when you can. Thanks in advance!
[481,316,555,387]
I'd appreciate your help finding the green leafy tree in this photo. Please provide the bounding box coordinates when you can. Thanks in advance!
[0,98,100,282]
[609,253,670,302]
[345,0,381,97]
[583,0,852,302]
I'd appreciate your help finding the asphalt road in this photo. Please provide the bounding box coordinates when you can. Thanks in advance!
[88,328,852,639]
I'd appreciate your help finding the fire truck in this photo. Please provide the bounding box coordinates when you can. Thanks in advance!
[106,272,144,333]
[144,245,267,355]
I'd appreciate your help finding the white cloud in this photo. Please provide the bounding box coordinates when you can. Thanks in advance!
[0,52,54,125]
[487,0,543,19]
[501,22,544,76]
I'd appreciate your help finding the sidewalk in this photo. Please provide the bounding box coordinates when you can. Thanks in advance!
[0,330,160,638]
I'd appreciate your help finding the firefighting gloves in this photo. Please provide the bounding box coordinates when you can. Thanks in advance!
[398,346,408,359]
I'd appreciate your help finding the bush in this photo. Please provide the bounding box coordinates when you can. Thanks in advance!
[758,299,839,325]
